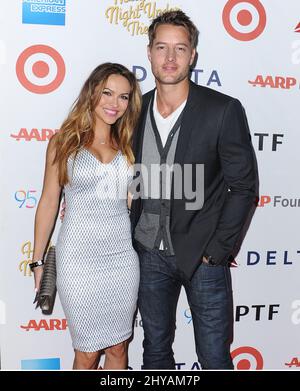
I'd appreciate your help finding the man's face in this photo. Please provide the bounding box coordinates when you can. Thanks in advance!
[147,24,196,86]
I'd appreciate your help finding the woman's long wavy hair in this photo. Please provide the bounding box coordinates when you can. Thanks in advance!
[53,63,142,186]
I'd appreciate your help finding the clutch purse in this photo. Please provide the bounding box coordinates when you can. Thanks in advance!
[33,245,57,315]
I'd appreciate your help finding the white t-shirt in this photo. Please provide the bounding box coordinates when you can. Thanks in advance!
[153,90,187,147]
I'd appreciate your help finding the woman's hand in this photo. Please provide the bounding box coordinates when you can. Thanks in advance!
[33,266,44,293]
[60,200,66,221]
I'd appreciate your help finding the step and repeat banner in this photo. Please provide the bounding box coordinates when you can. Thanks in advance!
[0,0,299,370]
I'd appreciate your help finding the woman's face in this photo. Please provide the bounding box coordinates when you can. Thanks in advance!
[94,74,131,127]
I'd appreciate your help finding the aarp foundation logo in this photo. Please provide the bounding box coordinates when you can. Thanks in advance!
[105,1,180,37]
[16,45,65,94]
[231,346,264,369]
[223,0,266,41]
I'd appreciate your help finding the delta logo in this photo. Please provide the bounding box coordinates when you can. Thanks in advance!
[248,75,299,89]
[246,250,300,266]
[285,357,300,368]
[295,22,300,33]
[11,128,58,141]
[21,318,68,331]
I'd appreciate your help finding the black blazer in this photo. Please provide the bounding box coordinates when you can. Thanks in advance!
[130,81,256,279]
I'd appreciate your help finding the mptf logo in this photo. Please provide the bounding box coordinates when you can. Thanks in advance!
[20,318,68,331]
[253,132,284,152]
[222,0,266,41]
[22,0,66,26]
[235,304,280,322]
[231,346,264,369]
[295,22,300,33]
[185,304,279,324]
[248,75,298,89]
[16,45,65,94]
[10,127,58,141]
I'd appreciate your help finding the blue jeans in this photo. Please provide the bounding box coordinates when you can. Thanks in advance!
[137,249,234,369]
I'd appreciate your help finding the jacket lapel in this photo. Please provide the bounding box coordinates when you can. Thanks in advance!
[133,89,155,164]
[174,81,202,165]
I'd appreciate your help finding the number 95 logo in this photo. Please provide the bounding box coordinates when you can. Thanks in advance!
[15,190,38,208]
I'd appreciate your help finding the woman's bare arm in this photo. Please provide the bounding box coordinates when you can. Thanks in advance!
[32,136,62,290]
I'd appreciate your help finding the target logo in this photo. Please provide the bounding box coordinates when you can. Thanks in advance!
[223,0,267,41]
[231,346,264,369]
[16,45,65,94]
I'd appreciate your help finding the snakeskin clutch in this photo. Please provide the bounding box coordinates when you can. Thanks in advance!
[34,246,57,315]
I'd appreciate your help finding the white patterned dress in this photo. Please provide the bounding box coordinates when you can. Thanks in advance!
[56,148,139,352]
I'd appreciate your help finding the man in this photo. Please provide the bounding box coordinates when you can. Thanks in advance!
[130,10,256,369]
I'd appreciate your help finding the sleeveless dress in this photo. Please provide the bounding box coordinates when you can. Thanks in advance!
[56,148,139,352]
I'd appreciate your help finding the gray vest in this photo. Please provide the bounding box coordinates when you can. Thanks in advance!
[134,99,184,255]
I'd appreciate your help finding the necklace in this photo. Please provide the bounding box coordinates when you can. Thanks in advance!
[98,138,111,145]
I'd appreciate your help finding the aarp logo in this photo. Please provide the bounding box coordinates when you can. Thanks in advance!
[285,357,300,368]
[223,0,266,41]
[16,45,65,94]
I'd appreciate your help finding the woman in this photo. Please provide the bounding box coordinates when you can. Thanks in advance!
[30,63,142,369]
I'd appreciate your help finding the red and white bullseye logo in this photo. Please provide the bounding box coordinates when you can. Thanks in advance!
[16,45,65,94]
[223,0,266,41]
[231,346,264,369]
